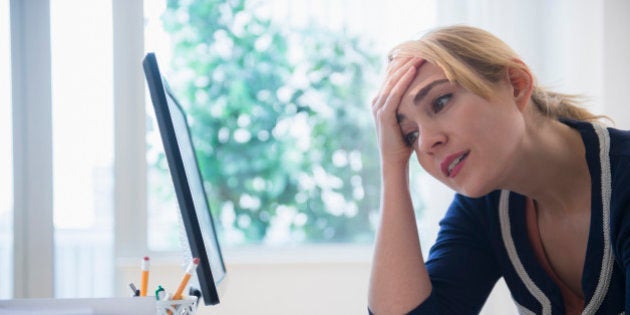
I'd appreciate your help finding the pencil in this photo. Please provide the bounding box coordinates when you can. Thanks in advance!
[140,256,150,297]
[173,257,200,300]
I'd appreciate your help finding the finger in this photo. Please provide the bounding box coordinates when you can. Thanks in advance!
[372,59,417,110]
[378,57,424,100]
[373,67,417,131]
[373,58,424,111]
[379,65,418,114]
[385,56,413,76]
[383,57,419,85]
[386,56,424,76]
[373,70,419,149]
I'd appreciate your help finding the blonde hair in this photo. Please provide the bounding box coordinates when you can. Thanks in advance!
[389,25,604,122]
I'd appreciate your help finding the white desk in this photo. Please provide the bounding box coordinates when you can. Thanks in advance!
[0,296,156,315]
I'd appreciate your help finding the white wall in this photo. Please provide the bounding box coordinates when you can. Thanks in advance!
[602,0,630,129]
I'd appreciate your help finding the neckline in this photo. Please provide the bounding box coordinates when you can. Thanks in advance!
[498,121,614,314]
[525,197,585,312]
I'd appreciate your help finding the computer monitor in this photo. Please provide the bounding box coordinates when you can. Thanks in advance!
[142,52,226,306]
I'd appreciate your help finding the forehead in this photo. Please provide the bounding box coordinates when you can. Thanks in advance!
[412,62,447,88]
[401,61,448,103]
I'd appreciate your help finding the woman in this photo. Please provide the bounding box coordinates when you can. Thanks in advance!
[368,25,629,314]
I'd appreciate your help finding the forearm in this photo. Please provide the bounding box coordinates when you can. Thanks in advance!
[368,163,432,314]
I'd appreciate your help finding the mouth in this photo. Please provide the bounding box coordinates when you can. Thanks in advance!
[441,151,470,178]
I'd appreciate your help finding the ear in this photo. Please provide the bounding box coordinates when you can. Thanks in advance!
[506,61,534,111]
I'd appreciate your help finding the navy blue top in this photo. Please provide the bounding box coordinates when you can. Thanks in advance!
[370,120,630,314]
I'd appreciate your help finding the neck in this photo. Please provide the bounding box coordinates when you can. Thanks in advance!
[501,113,590,216]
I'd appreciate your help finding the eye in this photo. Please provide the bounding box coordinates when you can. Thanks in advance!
[432,94,452,113]
[404,130,419,147]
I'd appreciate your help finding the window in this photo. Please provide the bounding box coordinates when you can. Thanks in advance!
[4,2,623,312]
[0,0,13,300]
[144,0,438,251]
[50,0,114,298]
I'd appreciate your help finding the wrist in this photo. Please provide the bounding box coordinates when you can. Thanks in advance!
[380,157,410,174]
[380,161,410,185]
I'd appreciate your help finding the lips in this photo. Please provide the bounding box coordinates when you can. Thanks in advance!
[441,151,470,178]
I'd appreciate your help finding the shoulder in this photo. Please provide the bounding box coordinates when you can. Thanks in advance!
[561,119,630,182]
[440,191,503,232]
[605,125,630,191]
[598,125,630,265]
[447,191,501,216]
[431,191,504,257]
[607,125,630,157]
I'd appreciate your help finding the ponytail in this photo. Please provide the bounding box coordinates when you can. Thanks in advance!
[390,25,608,124]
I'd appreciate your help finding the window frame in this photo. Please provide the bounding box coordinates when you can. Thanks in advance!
[10,0,55,298]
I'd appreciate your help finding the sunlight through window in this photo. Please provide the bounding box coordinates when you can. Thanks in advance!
[0,0,14,299]
[50,0,114,298]
[144,0,436,251]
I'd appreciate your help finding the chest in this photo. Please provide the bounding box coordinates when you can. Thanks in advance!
[537,210,591,297]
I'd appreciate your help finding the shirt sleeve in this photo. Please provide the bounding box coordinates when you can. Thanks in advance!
[406,193,502,314]
[611,195,630,313]
[609,154,630,313]
[607,125,630,312]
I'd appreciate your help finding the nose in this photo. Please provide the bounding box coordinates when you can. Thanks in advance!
[417,126,446,155]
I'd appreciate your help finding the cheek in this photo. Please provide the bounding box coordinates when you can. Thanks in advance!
[465,102,523,150]
[415,153,441,179]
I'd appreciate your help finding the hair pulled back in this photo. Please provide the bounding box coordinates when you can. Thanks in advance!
[390,25,603,122]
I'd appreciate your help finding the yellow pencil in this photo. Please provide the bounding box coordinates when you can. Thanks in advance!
[140,256,150,297]
[173,257,200,300]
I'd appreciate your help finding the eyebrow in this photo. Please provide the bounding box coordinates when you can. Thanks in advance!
[412,79,450,105]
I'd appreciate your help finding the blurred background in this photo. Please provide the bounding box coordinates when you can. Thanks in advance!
[2,0,629,314]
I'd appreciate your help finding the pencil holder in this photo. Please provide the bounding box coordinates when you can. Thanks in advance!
[156,296,198,315]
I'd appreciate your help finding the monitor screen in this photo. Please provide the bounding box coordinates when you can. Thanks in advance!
[142,52,226,306]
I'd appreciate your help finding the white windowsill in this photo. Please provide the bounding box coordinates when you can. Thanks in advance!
[117,244,374,267]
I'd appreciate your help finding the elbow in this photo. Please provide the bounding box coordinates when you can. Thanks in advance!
[368,287,432,315]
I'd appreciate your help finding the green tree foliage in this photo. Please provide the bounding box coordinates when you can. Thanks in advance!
[160,0,383,244]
